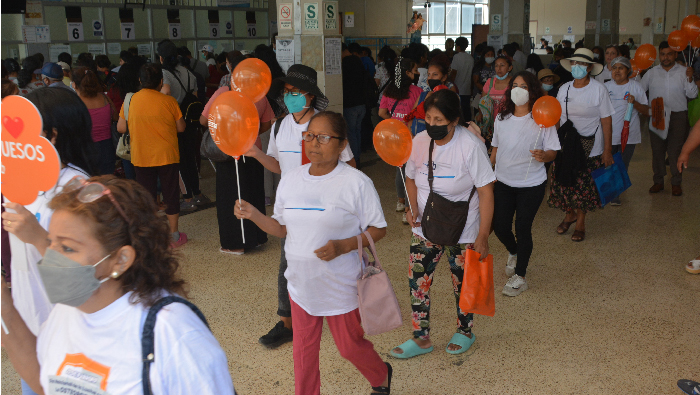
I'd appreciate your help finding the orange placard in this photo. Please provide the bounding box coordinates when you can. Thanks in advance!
[651,97,665,131]
[1,95,61,205]
[458,249,495,317]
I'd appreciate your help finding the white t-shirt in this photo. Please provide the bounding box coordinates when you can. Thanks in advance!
[451,52,474,96]
[267,111,354,177]
[557,79,615,157]
[604,79,648,145]
[272,162,387,316]
[37,292,235,395]
[405,127,496,244]
[9,165,88,336]
[492,113,561,188]
[594,65,612,84]
[162,66,198,104]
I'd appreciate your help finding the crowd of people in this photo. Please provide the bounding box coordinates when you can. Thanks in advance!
[1,31,699,395]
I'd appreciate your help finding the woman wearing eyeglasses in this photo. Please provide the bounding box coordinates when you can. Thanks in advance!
[1,88,98,395]
[244,64,355,350]
[2,176,236,395]
[236,111,392,395]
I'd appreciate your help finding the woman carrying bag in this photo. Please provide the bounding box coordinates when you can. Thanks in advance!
[391,89,495,359]
[235,111,392,395]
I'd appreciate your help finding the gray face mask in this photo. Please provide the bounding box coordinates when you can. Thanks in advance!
[38,248,112,307]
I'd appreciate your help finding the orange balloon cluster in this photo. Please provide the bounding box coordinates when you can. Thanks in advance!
[668,30,689,52]
[633,44,657,70]
[231,58,272,103]
[682,15,700,40]
[373,119,413,167]
[207,91,260,158]
[532,96,561,128]
[692,34,700,49]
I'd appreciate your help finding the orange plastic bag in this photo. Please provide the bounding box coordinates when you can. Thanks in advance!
[458,250,495,317]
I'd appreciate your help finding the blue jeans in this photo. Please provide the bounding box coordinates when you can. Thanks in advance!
[122,158,136,180]
[343,105,366,165]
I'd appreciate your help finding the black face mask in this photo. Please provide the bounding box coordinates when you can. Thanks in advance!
[412,74,420,85]
[426,124,450,140]
[427,79,443,90]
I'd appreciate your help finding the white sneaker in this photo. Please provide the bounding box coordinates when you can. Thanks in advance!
[396,201,406,212]
[503,275,528,297]
[687,259,700,274]
[505,254,517,277]
[402,213,409,224]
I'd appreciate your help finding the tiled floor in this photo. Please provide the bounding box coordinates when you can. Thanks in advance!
[2,131,699,394]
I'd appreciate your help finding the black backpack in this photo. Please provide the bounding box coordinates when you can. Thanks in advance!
[169,70,204,123]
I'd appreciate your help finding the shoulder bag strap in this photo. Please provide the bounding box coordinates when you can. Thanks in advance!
[169,69,189,93]
[378,78,392,95]
[465,186,477,203]
[487,77,495,95]
[141,296,210,395]
[273,117,283,139]
[427,138,435,192]
[362,230,383,270]
[390,98,400,117]
[565,85,570,118]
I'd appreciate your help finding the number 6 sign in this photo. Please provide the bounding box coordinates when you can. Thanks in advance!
[121,22,135,40]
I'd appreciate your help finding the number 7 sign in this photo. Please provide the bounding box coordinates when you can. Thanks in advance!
[121,22,135,40]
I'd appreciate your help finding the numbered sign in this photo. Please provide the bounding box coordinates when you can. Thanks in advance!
[210,23,220,38]
[121,22,135,40]
[67,22,84,42]
[247,23,257,37]
[304,2,319,31]
[168,23,181,40]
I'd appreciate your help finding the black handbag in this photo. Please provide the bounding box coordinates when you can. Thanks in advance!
[555,86,596,187]
[421,139,477,246]
[200,130,233,162]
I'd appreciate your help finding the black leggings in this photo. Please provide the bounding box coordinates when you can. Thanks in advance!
[179,126,201,199]
[492,180,546,277]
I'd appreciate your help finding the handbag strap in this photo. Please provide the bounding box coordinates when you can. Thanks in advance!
[427,138,435,192]
[390,98,400,117]
[356,231,383,271]
[565,85,570,118]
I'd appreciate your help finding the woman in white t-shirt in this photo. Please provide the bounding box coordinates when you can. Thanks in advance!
[594,45,620,84]
[549,48,615,242]
[244,64,355,350]
[391,89,495,359]
[2,176,235,395]
[604,56,649,205]
[236,112,392,395]
[1,88,99,395]
[491,71,561,297]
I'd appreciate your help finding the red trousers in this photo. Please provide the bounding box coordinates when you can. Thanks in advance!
[290,297,388,395]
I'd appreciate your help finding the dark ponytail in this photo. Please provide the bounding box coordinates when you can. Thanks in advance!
[71,67,103,97]
[18,55,41,88]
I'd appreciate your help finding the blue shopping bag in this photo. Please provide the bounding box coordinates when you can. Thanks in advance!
[591,152,632,206]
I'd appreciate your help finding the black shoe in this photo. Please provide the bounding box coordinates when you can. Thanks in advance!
[258,321,293,349]
[371,362,392,394]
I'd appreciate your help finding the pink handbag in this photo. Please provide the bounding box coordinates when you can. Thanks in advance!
[356,231,403,336]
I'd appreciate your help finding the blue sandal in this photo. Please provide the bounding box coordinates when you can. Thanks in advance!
[389,339,434,359]
[445,332,476,355]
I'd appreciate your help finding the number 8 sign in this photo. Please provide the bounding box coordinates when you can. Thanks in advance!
[168,23,181,40]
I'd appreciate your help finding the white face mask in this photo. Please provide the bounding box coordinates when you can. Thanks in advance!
[510,87,529,106]
[485,57,495,64]
[226,64,231,72]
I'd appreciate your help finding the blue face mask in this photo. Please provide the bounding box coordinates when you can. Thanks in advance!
[496,72,510,80]
[284,92,308,114]
[571,64,589,80]
[542,83,554,91]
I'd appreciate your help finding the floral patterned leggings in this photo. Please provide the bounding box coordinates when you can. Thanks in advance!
[409,233,474,340]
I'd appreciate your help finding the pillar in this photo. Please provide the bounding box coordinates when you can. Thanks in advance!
[488,0,532,52]
[584,0,620,48]
[275,0,344,112]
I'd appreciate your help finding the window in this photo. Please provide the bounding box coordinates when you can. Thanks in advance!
[414,1,488,52]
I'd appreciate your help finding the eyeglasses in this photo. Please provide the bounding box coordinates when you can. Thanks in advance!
[283,88,306,96]
[63,176,130,223]
[302,132,343,144]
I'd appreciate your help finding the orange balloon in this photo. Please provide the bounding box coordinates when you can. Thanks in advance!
[532,96,562,128]
[691,34,700,49]
[633,43,657,70]
[207,91,260,158]
[682,14,700,40]
[630,58,640,78]
[231,58,272,103]
[373,119,412,167]
[668,30,689,52]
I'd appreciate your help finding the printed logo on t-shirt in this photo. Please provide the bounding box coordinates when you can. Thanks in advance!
[419,162,455,178]
[49,353,111,395]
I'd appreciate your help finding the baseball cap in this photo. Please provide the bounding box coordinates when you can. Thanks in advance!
[40,62,63,80]
[56,61,71,71]
[201,44,214,53]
